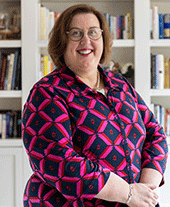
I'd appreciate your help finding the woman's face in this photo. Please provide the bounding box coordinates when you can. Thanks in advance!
[64,13,103,75]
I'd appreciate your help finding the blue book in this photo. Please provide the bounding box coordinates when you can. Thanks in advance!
[159,14,164,39]
[120,15,124,39]
[11,49,20,90]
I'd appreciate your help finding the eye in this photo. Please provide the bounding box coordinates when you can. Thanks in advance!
[89,29,97,36]
[71,29,82,37]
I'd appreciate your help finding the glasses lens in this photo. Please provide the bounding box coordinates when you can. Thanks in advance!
[67,28,103,41]
[88,28,102,40]
[68,28,83,41]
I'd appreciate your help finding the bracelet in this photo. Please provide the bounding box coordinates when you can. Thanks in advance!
[126,184,133,204]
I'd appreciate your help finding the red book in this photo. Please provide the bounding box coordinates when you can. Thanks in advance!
[0,55,7,90]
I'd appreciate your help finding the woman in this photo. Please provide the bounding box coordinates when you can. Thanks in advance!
[22,4,168,207]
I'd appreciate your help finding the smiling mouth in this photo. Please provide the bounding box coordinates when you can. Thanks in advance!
[77,49,93,55]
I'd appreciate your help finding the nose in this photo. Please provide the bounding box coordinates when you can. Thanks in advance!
[80,31,91,44]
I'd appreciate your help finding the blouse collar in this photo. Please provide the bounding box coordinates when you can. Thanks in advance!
[56,65,124,96]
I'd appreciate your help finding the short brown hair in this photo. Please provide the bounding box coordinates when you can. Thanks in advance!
[48,4,112,69]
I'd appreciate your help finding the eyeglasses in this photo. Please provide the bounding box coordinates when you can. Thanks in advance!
[66,27,103,41]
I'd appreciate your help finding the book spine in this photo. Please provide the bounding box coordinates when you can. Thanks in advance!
[158,54,164,89]
[2,114,6,139]
[164,58,170,88]
[0,113,2,138]
[120,15,124,39]
[153,6,159,39]
[155,54,159,89]
[117,16,121,39]
[151,54,156,89]
[11,50,20,90]
[0,55,7,90]
[150,9,153,38]
[40,6,47,41]
[43,55,48,76]
[6,53,15,90]
[163,14,170,39]
[159,14,164,39]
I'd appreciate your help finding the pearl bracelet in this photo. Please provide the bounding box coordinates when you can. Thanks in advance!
[126,184,133,204]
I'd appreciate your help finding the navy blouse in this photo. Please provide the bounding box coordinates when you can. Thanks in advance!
[22,66,168,207]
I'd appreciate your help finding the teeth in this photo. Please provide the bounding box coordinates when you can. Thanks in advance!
[79,50,92,55]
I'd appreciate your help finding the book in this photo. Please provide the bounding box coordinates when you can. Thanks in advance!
[159,14,164,39]
[117,16,121,39]
[164,58,170,88]
[151,54,156,89]
[126,13,131,39]
[43,55,48,76]
[155,54,159,89]
[6,53,15,90]
[1,113,6,139]
[40,6,48,41]
[158,54,164,89]
[150,9,153,38]
[163,14,170,39]
[0,54,8,90]
[3,54,11,90]
[11,49,20,90]
[14,52,21,90]
[152,6,159,39]
[0,113,2,138]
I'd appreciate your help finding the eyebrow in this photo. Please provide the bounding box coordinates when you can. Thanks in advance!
[68,26,100,31]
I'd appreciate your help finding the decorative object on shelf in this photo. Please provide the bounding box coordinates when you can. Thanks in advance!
[0,10,21,40]
[0,11,10,40]
[0,11,9,31]
[103,60,121,74]
[120,62,134,87]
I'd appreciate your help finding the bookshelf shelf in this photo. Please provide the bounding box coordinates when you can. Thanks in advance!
[0,40,22,48]
[41,0,133,2]
[0,90,22,98]
[112,39,135,47]
[0,139,22,147]
[150,89,170,109]
[150,39,170,47]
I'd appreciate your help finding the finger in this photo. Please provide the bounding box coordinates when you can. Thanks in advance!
[146,184,157,190]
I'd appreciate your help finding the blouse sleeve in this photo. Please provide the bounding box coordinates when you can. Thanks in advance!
[22,85,110,205]
[134,89,168,183]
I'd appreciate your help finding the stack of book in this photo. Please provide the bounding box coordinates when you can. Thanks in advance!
[38,54,54,80]
[0,110,21,139]
[151,54,170,89]
[151,104,170,138]
[0,48,21,90]
[151,6,170,39]
[38,4,60,41]
[103,12,133,39]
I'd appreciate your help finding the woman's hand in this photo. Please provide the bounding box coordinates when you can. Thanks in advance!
[128,183,158,207]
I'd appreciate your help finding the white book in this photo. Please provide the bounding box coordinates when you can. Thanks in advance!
[49,11,55,33]
[0,113,2,138]
[123,15,128,39]
[167,114,170,136]
[6,53,15,90]
[152,6,159,39]
[2,114,6,139]
[37,3,41,40]
[158,54,164,89]
[40,6,47,41]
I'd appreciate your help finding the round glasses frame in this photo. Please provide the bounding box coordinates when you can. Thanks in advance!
[66,27,103,41]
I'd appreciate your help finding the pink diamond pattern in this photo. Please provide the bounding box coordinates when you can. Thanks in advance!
[22,66,168,206]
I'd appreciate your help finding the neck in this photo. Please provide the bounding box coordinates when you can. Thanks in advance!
[76,69,100,90]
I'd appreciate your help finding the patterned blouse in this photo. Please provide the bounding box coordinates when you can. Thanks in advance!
[22,66,168,207]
